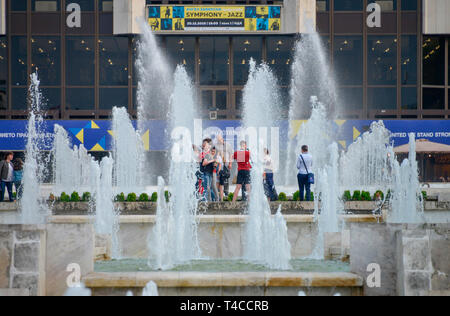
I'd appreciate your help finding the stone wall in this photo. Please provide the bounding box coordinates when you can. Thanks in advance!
[0,225,46,296]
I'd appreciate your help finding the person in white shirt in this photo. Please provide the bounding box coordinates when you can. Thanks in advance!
[296,145,313,201]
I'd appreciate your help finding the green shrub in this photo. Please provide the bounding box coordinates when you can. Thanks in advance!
[70,192,80,202]
[150,192,158,202]
[228,193,234,202]
[361,191,372,201]
[293,191,300,201]
[373,190,384,201]
[310,192,315,201]
[115,193,125,202]
[60,192,70,203]
[343,190,352,202]
[82,192,91,202]
[165,191,171,202]
[127,193,137,202]
[352,190,362,201]
[139,193,149,202]
[278,192,288,201]
[422,191,427,201]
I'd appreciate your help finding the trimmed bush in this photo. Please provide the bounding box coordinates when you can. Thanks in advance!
[361,191,372,201]
[228,193,234,202]
[293,191,300,201]
[82,192,91,202]
[278,192,288,201]
[139,193,149,202]
[150,192,158,202]
[343,190,352,202]
[310,192,315,201]
[70,192,80,202]
[60,192,70,203]
[352,190,362,201]
[127,193,137,202]
[373,190,384,201]
[115,193,125,202]
[422,191,427,201]
[165,191,171,202]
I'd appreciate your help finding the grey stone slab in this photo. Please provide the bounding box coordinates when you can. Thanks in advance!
[402,238,431,271]
[405,272,431,296]
[12,274,39,296]
[15,231,40,242]
[0,231,12,288]
[13,243,40,272]
[0,288,30,296]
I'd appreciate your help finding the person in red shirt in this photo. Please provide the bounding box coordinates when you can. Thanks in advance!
[232,140,251,202]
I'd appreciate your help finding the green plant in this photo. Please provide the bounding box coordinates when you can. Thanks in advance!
[12,192,17,199]
[293,191,300,201]
[422,191,427,201]
[139,193,149,202]
[127,193,137,202]
[373,190,384,201]
[228,193,234,202]
[60,192,70,203]
[343,190,352,202]
[82,192,91,202]
[352,190,362,201]
[150,192,158,202]
[278,192,287,201]
[115,192,125,202]
[310,192,315,201]
[361,191,372,201]
[70,191,80,202]
[165,191,171,202]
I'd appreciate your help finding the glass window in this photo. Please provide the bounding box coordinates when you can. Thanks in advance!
[233,37,262,86]
[401,35,417,85]
[368,87,397,110]
[423,88,445,110]
[12,0,27,11]
[368,0,397,11]
[368,36,397,85]
[216,90,227,110]
[65,0,94,11]
[166,37,195,78]
[334,0,363,11]
[0,86,7,110]
[0,37,7,85]
[201,90,213,110]
[12,88,28,110]
[31,37,61,86]
[11,36,28,86]
[316,0,329,12]
[401,87,417,110]
[66,88,94,110]
[235,90,243,110]
[40,88,61,111]
[401,0,417,10]
[334,36,363,85]
[267,36,294,86]
[100,88,128,109]
[99,37,129,86]
[199,37,229,86]
[339,87,363,110]
[423,37,445,86]
[100,0,113,12]
[66,37,95,86]
[32,0,60,11]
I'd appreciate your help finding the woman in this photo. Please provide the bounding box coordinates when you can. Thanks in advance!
[13,158,24,200]
[211,147,221,202]
[263,149,276,202]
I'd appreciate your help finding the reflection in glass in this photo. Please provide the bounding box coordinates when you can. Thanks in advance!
[39,88,61,111]
[12,88,28,110]
[401,35,417,85]
[66,37,95,86]
[100,0,113,12]
[0,86,6,110]
[199,37,229,86]
[65,0,94,11]
[368,87,397,110]
[401,88,417,110]
[100,88,128,109]
[339,87,363,110]
[423,37,445,86]
[401,0,417,10]
[423,88,445,110]
[334,0,363,11]
[12,0,27,11]
[368,36,397,85]
[201,90,213,110]
[233,37,262,85]
[31,37,61,86]
[235,90,243,110]
[368,0,397,11]
[267,36,294,86]
[216,91,227,110]
[99,37,129,86]
[12,36,28,86]
[334,36,363,85]
[166,37,195,78]
[66,88,94,110]
[32,0,60,11]
[0,37,7,85]
[316,0,329,12]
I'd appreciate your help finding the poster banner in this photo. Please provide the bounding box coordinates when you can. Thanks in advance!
[147,5,282,32]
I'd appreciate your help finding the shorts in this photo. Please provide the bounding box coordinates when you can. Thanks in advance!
[219,167,230,186]
[237,170,251,185]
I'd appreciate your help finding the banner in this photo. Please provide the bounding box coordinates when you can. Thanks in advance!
[147,5,282,32]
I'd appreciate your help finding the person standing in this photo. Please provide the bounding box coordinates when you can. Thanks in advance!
[0,152,15,202]
[232,141,251,202]
[215,134,232,201]
[200,138,215,202]
[296,145,313,201]
[211,147,221,202]
[263,148,276,202]
[13,158,24,200]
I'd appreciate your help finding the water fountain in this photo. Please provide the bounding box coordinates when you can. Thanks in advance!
[142,281,159,296]
[242,60,291,270]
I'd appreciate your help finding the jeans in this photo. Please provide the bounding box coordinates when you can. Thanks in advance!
[264,173,275,199]
[0,181,14,202]
[202,173,214,202]
[297,174,311,201]
[211,173,219,202]
[14,181,23,200]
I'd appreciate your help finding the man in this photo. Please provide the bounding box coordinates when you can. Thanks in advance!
[232,141,251,202]
[200,138,216,202]
[214,134,233,201]
[0,152,15,202]
[296,145,313,201]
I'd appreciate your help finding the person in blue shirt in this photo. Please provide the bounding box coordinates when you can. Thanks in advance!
[13,158,24,200]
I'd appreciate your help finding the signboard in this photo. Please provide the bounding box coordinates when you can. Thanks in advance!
[147,5,282,32]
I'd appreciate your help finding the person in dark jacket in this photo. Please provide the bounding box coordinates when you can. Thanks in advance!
[0,152,15,202]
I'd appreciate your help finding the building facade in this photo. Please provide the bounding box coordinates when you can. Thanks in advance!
[0,0,449,120]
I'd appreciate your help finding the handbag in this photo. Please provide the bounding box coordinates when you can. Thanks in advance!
[300,155,315,184]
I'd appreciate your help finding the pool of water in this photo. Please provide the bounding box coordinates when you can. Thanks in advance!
[95,259,350,273]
